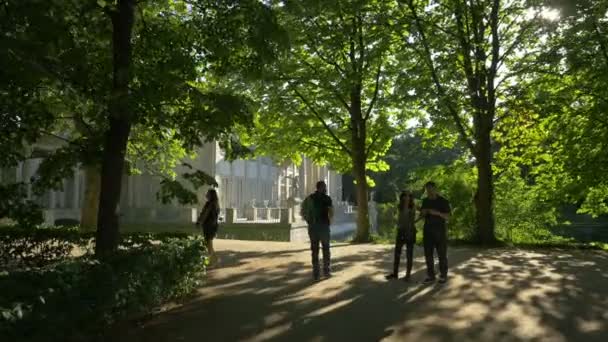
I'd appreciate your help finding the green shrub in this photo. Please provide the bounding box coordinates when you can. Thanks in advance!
[121,222,292,241]
[0,226,93,268]
[494,168,559,243]
[377,203,397,237]
[0,226,196,269]
[0,183,44,227]
[0,237,206,342]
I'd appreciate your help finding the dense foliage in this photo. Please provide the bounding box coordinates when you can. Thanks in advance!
[0,0,287,252]
[0,0,606,250]
[244,0,421,241]
[0,227,206,342]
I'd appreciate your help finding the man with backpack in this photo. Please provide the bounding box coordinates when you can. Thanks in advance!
[301,181,334,281]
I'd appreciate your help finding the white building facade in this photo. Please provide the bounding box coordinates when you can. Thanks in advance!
[1,140,343,225]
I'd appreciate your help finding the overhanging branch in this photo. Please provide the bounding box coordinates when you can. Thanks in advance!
[364,63,382,121]
[291,86,353,155]
[365,131,382,158]
[404,0,476,155]
[299,138,344,153]
[497,12,539,71]
[300,61,351,113]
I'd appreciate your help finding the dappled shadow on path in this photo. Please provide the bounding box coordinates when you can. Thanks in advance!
[110,242,608,342]
[389,249,608,341]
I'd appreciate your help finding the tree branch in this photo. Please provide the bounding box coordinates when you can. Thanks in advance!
[593,20,608,70]
[290,86,352,155]
[299,138,344,153]
[365,131,382,158]
[334,1,353,68]
[486,0,501,120]
[495,50,545,89]
[497,12,539,71]
[364,62,382,121]
[357,13,366,73]
[138,3,148,32]
[40,131,74,144]
[404,0,476,155]
[453,0,481,102]
[303,18,349,78]
[298,61,351,113]
[349,17,357,74]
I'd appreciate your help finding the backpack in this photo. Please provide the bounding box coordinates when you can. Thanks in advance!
[301,195,313,223]
[301,193,325,224]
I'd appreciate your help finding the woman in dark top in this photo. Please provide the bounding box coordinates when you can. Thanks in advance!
[386,191,417,281]
[197,189,220,263]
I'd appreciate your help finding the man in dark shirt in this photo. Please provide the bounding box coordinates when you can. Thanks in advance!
[302,181,334,281]
[420,181,451,284]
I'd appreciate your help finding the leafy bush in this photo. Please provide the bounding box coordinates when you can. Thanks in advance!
[411,159,562,244]
[121,222,292,242]
[0,226,93,268]
[373,158,606,248]
[0,236,206,342]
[0,183,44,227]
[376,203,397,237]
[0,226,199,269]
[494,168,559,243]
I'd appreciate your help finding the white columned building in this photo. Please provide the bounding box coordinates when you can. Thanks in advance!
[1,141,344,225]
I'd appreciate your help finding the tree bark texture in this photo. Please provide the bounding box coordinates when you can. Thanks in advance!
[95,0,135,255]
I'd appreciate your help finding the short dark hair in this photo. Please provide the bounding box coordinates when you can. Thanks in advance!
[206,188,219,204]
[316,181,326,190]
[424,181,437,188]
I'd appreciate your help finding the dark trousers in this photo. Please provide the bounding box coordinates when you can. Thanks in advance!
[308,224,330,277]
[393,231,415,276]
[423,227,448,278]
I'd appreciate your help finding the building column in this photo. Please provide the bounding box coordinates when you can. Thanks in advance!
[127,175,134,207]
[228,161,234,208]
[57,180,65,209]
[298,158,306,199]
[16,162,23,182]
[244,160,249,205]
[132,176,138,208]
[22,160,32,199]
[256,159,261,204]
[306,158,313,194]
[73,168,80,210]
[49,191,56,210]
[277,173,283,204]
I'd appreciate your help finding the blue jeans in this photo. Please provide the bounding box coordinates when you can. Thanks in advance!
[308,223,330,278]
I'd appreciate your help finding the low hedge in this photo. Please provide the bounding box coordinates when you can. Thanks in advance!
[0,227,206,342]
[0,226,92,268]
[120,222,293,241]
[0,226,198,269]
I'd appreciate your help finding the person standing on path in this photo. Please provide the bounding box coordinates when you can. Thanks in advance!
[301,181,334,281]
[420,181,451,284]
[197,189,220,265]
[386,190,418,281]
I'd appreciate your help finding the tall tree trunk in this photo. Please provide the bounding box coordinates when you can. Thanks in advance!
[350,81,370,242]
[474,117,495,245]
[80,165,100,231]
[352,148,370,242]
[95,0,135,256]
